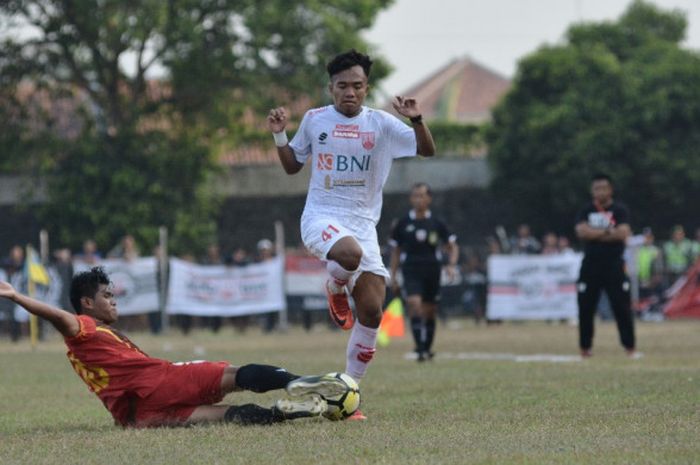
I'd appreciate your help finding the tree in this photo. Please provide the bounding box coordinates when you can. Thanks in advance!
[0,0,392,252]
[487,0,700,237]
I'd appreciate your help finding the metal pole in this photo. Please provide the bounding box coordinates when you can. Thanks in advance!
[274,220,288,331]
[158,226,169,333]
[39,230,49,264]
[38,229,49,341]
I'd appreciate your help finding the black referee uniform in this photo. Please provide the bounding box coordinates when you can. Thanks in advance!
[390,210,456,358]
[575,201,635,354]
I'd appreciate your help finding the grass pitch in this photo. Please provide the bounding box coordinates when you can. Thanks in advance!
[0,319,698,465]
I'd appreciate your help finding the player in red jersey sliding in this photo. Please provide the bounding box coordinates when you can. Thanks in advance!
[0,267,346,428]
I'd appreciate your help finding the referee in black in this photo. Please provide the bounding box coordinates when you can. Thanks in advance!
[575,173,639,359]
[389,183,458,362]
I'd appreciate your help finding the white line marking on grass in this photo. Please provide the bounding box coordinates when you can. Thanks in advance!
[404,352,582,363]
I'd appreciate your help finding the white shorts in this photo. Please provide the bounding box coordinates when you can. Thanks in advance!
[301,215,389,282]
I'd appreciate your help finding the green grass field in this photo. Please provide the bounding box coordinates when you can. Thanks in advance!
[1,319,698,465]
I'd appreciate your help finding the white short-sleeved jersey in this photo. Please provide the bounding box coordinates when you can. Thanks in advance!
[289,105,417,224]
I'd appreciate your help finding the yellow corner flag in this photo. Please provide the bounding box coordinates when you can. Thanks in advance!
[377,297,405,347]
[25,245,50,286]
[25,245,50,348]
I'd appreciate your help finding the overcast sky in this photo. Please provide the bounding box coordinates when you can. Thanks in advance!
[364,0,700,98]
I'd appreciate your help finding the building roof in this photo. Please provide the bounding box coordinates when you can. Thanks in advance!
[383,56,511,124]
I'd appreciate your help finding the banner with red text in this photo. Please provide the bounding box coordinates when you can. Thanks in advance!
[487,254,582,320]
[166,257,285,316]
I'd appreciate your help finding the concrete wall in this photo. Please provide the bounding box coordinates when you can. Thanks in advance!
[216,157,490,197]
[1,158,500,255]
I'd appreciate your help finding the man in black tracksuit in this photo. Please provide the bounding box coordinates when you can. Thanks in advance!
[575,173,638,358]
[389,183,458,361]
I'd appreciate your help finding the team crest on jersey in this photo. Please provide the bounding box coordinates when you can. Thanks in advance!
[360,132,375,150]
[317,153,333,170]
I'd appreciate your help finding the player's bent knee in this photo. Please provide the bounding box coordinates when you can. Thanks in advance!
[220,365,240,393]
[329,238,363,270]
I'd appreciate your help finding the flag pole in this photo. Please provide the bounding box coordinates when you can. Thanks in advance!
[27,244,39,350]
[158,226,169,333]
[275,220,288,332]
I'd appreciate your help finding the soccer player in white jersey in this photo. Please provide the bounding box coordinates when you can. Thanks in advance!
[267,50,435,420]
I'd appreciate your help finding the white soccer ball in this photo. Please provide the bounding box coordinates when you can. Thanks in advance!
[322,372,361,421]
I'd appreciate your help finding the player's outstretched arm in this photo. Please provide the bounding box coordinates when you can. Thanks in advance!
[0,281,79,337]
[267,107,304,175]
[392,96,436,157]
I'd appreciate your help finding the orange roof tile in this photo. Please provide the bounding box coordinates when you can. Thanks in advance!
[384,57,511,123]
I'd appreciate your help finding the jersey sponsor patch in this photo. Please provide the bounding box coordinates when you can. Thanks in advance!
[588,212,614,229]
[317,153,333,170]
[333,124,360,139]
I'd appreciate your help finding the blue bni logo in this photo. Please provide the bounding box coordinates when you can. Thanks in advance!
[336,154,370,172]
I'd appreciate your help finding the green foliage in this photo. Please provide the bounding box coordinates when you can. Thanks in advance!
[429,122,486,157]
[39,130,219,255]
[0,1,393,251]
[488,0,700,234]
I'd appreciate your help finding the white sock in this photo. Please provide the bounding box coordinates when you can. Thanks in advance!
[345,322,378,382]
[327,260,357,294]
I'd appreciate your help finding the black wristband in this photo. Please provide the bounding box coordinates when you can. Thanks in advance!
[409,114,423,124]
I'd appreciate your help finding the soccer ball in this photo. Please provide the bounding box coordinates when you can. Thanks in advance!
[322,372,360,421]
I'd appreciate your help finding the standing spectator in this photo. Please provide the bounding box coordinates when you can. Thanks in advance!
[558,236,575,255]
[1,245,24,341]
[389,183,458,362]
[541,232,559,255]
[108,235,140,261]
[176,253,197,335]
[256,239,278,333]
[486,236,502,255]
[663,225,697,287]
[636,228,663,311]
[575,173,638,358]
[510,224,541,254]
[53,248,74,313]
[75,239,102,265]
[461,254,487,324]
[107,235,148,332]
[229,247,251,267]
[202,243,224,333]
[228,247,251,333]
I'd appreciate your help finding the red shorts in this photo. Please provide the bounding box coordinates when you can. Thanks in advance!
[130,361,228,427]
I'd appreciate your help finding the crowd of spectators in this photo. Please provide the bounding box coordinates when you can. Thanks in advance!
[2,223,699,339]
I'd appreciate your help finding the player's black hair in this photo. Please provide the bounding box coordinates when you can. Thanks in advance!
[69,266,111,314]
[591,172,613,185]
[412,182,433,197]
[327,49,373,79]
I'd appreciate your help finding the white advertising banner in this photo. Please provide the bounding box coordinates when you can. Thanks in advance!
[284,255,326,296]
[74,258,159,316]
[487,253,583,320]
[166,256,286,316]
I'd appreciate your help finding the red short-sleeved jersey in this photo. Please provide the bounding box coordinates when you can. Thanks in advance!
[64,315,171,422]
